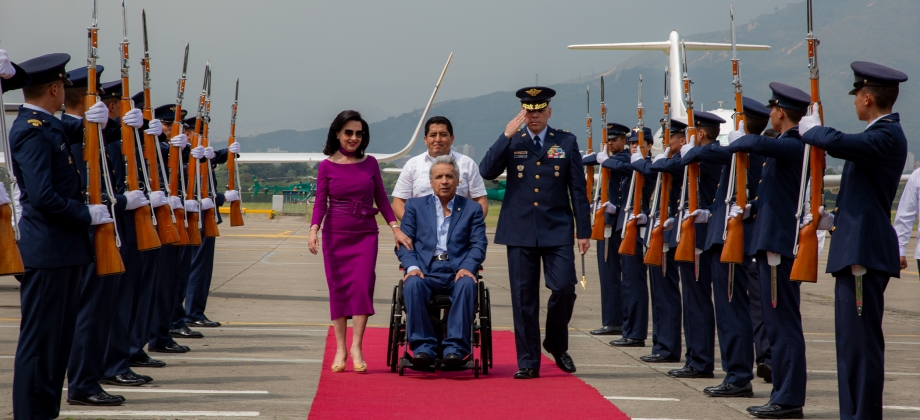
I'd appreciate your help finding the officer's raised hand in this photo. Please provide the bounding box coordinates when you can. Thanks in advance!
[504,109,526,138]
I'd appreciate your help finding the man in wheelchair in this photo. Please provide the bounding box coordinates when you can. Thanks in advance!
[395,155,488,368]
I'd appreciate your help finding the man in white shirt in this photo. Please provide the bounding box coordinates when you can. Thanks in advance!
[893,167,920,270]
[391,116,488,219]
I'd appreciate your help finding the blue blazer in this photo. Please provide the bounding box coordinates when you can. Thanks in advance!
[396,195,487,275]
[9,107,92,268]
[479,126,590,246]
[802,114,906,277]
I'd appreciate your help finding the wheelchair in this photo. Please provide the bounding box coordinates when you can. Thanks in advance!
[386,265,493,377]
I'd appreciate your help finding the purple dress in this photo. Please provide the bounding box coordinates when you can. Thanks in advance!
[312,156,397,319]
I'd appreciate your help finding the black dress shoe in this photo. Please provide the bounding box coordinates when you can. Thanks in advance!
[747,403,803,419]
[640,354,679,363]
[188,318,221,328]
[513,368,540,379]
[610,337,645,347]
[667,366,714,378]
[66,391,125,406]
[757,362,773,382]
[130,355,166,368]
[129,371,153,383]
[99,374,146,386]
[589,326,623,335]
[149,342,190,353]
[411,352,432,367]
[170,326,204,338]
[443,353,465,367]
[704,382,754,397]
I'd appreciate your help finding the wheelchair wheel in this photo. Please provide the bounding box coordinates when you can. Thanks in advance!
[398,364,406,376]
[474,359,480,378]
[387,285,399,369]
[479,282,493,371]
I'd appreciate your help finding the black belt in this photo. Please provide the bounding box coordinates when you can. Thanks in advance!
[434,253,450,261]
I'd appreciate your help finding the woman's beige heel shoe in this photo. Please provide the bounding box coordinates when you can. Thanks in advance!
[330,352,347,373]
[353,363,368,373]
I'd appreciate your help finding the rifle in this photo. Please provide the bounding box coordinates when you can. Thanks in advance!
[168,43,192,245]
[140,9,180,245]
[644,68,671,268]
[200,68,219,238]
[720,4,748,301]
[183,63,209,246]
[580,86,593,290]
[227,78,244,226]
[0,55,25,276]
[619,75,646,256]
[119,0,160,251]
[590,77,610,258]
[85,0,125,275]
[791,0,825,285]
[674,41,699,264]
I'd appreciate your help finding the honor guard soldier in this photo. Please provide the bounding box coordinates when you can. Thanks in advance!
[8,52,115,418]
[479,86,591,379]
[798,61,908,420]
[582,123,631,337]
[639,119,687,363]
[726,82,808,419]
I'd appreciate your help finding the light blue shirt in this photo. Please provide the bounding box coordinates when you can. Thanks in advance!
[406,195,454,274]
[527,126,549,149]
[22,103,54,116]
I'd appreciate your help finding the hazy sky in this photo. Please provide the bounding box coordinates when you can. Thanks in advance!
[1,0,794,140]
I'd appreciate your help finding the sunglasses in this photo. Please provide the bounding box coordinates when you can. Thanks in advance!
[342,129,365,139]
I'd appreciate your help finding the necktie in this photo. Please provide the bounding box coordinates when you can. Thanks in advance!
[534,135,541,150]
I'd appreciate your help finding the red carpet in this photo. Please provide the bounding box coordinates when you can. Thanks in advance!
[309,327,630,419]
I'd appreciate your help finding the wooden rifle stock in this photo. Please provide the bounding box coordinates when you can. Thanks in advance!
[674,112,698,262]
[168,56,191,246]
[644,98,672,266]
[591,122,609,241]
[185,109,204,246]
[721,58,747,264]
[227,82,243,226]
[200,102,219,238]
[620,78,646,256]
[0,203,24,276]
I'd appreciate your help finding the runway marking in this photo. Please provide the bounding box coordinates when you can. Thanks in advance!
[807,339,920,345]
[809,370,920,376]
[632,418,692,420]
[605,396,680,402]
[885,406,920,411]
[158,355,322,364]
[60,411,260,417]
[63,387,268,394]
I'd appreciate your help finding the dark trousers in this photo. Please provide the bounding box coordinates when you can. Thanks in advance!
[403,260,477,357]
[755,252,806,407]
[170,246,193,330]
[708,246,754,387]
[506,245,577,370]
[185,234,216,322]
[834,270,889,420]
[596,238,623,328]
[649,248,681,360]
[620,236,648,340]
[129,248,159,360]
[13,266,82,420]
[103,243,140,378]
[678,254,714,374]
[747,257,771,366]
[149,244,180,348]
[67,264,117,399]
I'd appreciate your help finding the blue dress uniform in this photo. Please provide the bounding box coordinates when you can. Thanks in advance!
[583,123,631,334]
[169,117,202,336]
[800,61,908,420]
[726,82,808,414]
[638,119,688,362]
[9,53,93,419]
[479,87,591,375]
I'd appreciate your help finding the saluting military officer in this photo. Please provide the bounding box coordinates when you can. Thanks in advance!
[8,52,114,419]
[726,82,808,419]
[798,61,908,420]
[479,87,591,379]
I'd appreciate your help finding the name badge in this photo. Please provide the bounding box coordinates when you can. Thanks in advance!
[514,150,528,159]
[547,145,566,159]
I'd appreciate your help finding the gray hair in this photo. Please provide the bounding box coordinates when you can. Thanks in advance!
[429,154,460,180]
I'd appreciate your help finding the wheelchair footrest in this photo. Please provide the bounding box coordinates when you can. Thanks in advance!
[399,356,477,373]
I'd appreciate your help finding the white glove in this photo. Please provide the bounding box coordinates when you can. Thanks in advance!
[582,152,596,162]
[200,197,215,210]
[149,191,169,208]
[145,119,163,136]
[653,147,670,163]
[0,49,15,79]
[0,185,10,205]
[630,150,643,163]
[122,108,144,128]
[802,205,835,230]
[628,212,648,226]
[85,101,110,127]
[683,208,711,223]
[170,133,188,148]
[191,146,205,159]
[729,203,752,220]
[88,204,114,225]
[169,195,184,210]
[124,190,150,211]
[204,146,215,159]
[798,103,822,135]
[680,141,693,157]
[185,200,200,213]
[228,142,241,154]
[602,201,617,214]
[595,145,609,165]
[728,121,745,144]
[663,217,675,231]
[224,190,240,202]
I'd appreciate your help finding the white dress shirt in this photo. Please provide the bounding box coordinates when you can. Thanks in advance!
[391,150,487,200]
[893,167,920,258]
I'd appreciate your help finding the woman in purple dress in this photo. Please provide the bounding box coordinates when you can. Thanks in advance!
[308,110,412,373]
